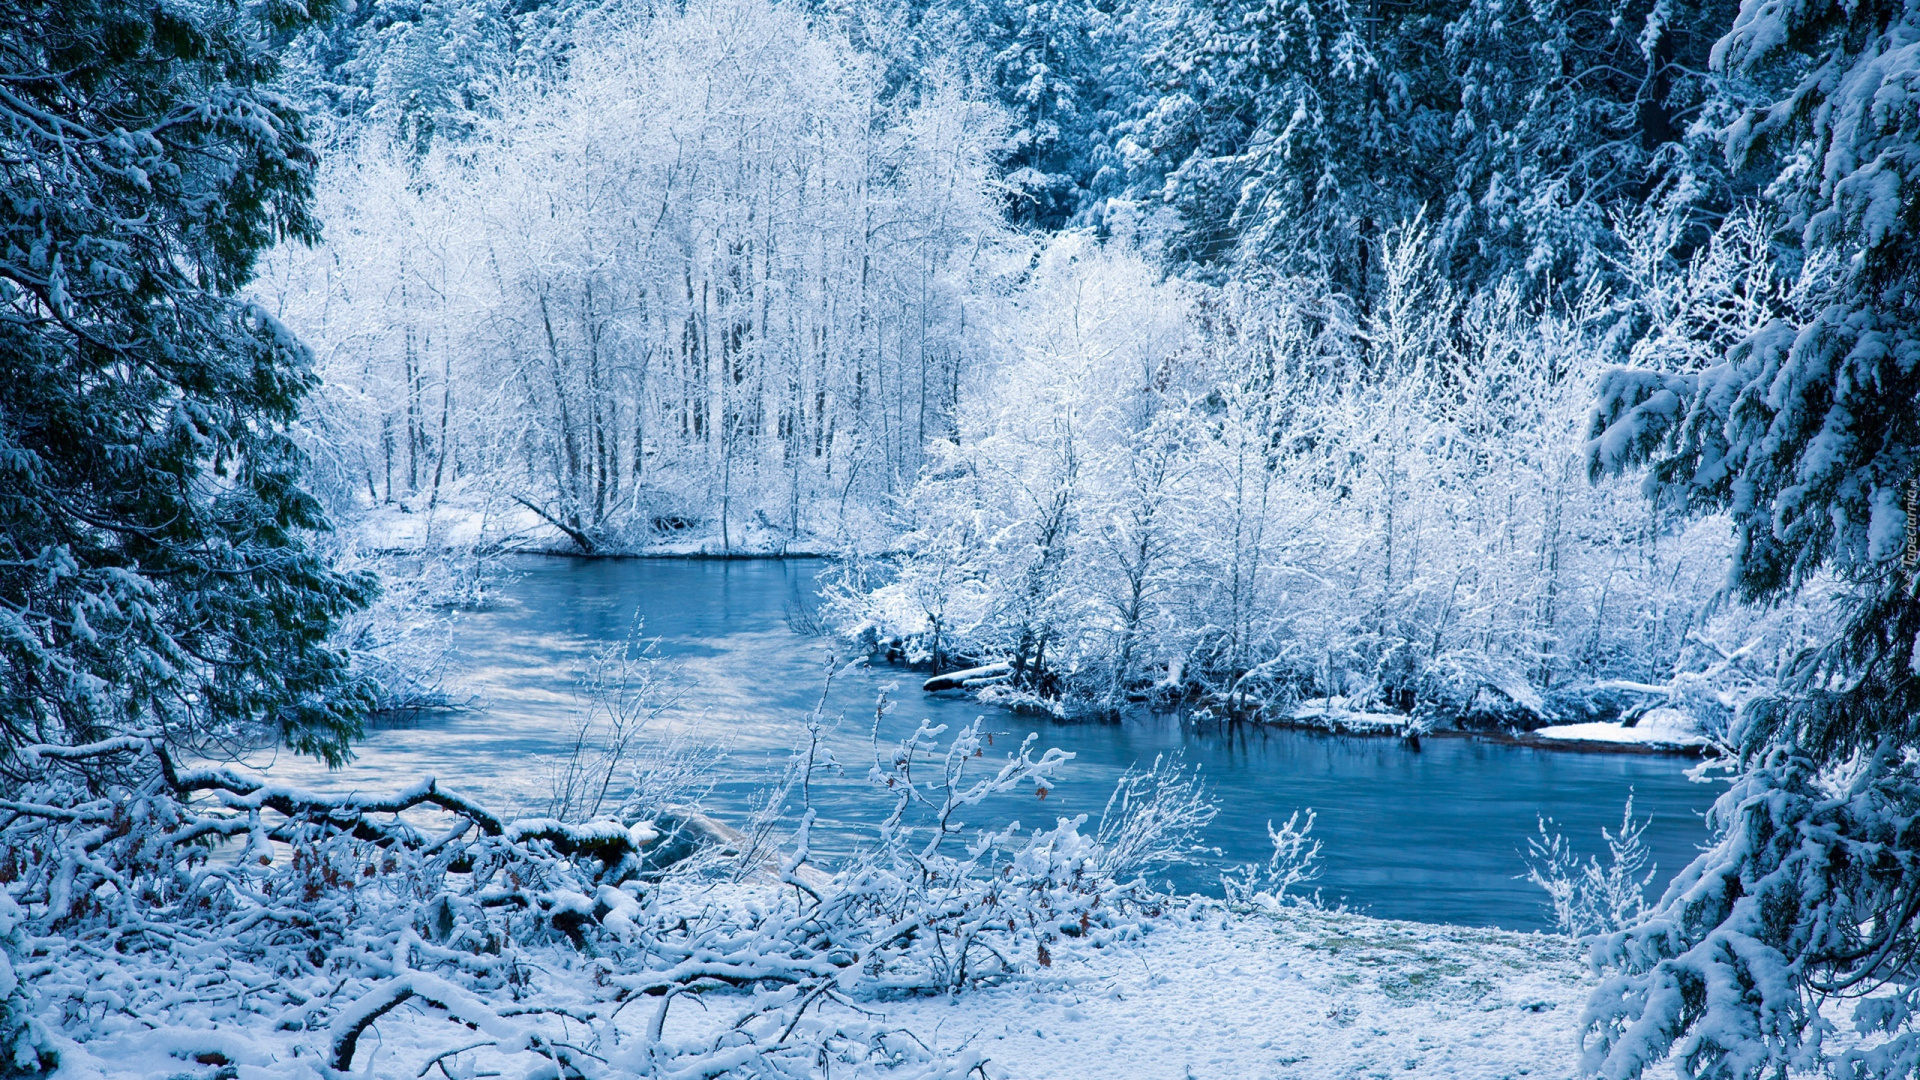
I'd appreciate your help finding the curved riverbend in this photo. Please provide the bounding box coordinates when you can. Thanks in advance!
[257,555,1722,931]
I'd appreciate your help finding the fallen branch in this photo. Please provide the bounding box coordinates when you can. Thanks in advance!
[511,494,596,554]
[923,662,1011,693]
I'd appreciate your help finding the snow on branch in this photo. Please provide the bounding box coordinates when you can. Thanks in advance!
[1585,369,1698,479]
[2,706,1173,1078]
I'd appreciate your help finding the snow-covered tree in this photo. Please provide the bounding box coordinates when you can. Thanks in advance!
[1580,0,1920,1069]
[0,0,374,771]
[942,0,1119,229]
[265,0,1015,552]
[823,0,1139,231]
[1123,0,1433,288]
[284,0,628,151]
[838,223,1784,727]
[1118,0,1745,297]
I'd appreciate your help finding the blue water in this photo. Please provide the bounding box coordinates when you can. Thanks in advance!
[257,555,1723,931]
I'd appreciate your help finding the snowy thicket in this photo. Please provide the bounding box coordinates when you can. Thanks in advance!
[829,220,1831,726]
[259,0,1797,564]
[258,0,1011,553]
[1,716,1208,1077]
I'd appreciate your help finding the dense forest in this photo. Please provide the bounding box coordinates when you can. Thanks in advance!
[3,0,1918,1074]
[260,0,1841,730]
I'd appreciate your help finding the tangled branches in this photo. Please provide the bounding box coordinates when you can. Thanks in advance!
[0,715,1163,1078]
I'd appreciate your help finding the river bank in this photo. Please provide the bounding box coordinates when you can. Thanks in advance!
[352,498,1727,760]
[348,490,855,560]
[883,901,1593,1079]
[294,554,1718,930]
[42,894,1596,1080]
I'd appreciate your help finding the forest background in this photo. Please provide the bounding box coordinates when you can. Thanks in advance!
[268,0,1851,733]
[4,0,1920,1073]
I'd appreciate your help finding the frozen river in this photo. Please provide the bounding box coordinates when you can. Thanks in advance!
[257,555,1721,931]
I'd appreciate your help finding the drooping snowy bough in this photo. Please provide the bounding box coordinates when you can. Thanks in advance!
[1579,750,1920,1077]
[1577,0,1920,1067]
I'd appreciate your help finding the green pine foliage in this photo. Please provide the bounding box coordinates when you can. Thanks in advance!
[1125,0,1452,285]
[1581,0,1920,1071]
[1119,0,1744,296]
[952,0,1118,230]
[0,0,375,770]
[0,893,52,1077]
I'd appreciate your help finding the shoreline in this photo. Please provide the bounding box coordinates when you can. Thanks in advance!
[934,677,1718,758]
[1425,726,1716,757]
[1164,713,1715,759]
[380,545,1719,761]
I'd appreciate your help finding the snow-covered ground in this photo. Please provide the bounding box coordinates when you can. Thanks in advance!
[344,486,848,558]
[1287,698,1413,735]
[45,901,1592,1080]
[890,903,1591,1080]
[1278,698,1716,756]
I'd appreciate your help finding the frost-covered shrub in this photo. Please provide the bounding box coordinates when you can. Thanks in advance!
[1523,795,1657,937]
[542,631,710,823]
[1222,810,1323,911]
[0,711,1160,1078]
[1093,754,1220,880]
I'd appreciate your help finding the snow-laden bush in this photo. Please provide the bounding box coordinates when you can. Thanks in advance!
[0,709,1175,1078]
[1222,810,1323,911]
[540,631,718,824]
[1523,795,1658,937]
[1092,754,1220,881]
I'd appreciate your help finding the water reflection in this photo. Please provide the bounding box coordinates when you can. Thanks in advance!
[256,555,1722,931]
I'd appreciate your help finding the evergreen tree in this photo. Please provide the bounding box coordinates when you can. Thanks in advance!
[823,0,1129,231]
[0,0,375,771]
[1581,0,1920,1069]
[288,0,521,152]
[1125,0,1452,288]
[1121,0,1743,296]
[1441,0,1744,283]
[955,0,1118,230]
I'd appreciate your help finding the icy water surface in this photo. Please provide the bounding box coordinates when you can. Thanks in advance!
[257,555,1721,931]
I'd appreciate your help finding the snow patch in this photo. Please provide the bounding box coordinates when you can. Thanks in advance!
[1532,707,1713,748]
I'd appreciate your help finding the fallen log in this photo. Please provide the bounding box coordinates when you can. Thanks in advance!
[923,661,1013,693]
